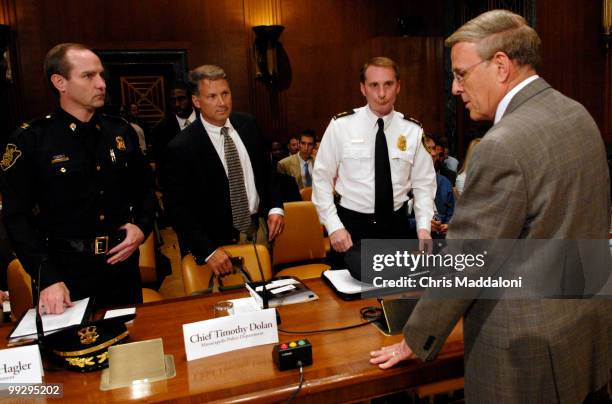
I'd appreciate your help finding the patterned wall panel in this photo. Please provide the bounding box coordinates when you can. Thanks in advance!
[120,75,166,127]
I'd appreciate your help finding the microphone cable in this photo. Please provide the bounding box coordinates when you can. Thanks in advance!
[284,361,305,404]
[280,307,383,403]
[278,306,383,334]
[250,222,270,309]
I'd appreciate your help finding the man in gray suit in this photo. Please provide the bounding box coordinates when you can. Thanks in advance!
[370,10,611,403]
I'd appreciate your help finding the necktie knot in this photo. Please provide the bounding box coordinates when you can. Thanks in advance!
[184,118,191,128]
[377,118,384,131]
[221,126,229,137]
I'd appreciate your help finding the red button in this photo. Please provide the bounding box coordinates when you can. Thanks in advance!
[280,344,288,350]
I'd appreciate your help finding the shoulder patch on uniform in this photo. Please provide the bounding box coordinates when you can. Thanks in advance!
[18,114,54,131]
[1,143,22,171]
[100,113,127,123]
[402,115,423,128]
[333,110,355,120]
[421,133,431,151]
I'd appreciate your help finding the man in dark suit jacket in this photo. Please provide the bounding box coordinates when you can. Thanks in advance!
[161,65,284,275]
[370,10,611,403]
[151,83,198,166]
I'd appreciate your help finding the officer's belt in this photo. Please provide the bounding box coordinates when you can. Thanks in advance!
[336,201,409,223]
[47,233,125,255]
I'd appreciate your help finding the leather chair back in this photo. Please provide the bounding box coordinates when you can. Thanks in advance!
[182,244,272,295]
[273,201,326,266]
[139,232,157,283]
[300,187,312,201]
[7,259,33,321]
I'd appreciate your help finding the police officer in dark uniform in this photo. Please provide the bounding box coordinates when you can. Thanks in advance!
[0,43,156,314]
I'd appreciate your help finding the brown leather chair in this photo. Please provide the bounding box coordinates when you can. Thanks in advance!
[138,233,166,302]
[142,288,163,303]
[295,190,331,253]
[7,258,161,314]
[7,258,33,321]
[323,237,331,254]
[274,201,330,279]
[139,232,157,284]
[300,186,312,201]
[181,244,272,296]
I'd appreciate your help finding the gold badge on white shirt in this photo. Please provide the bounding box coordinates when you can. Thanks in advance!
[397,134,407,151]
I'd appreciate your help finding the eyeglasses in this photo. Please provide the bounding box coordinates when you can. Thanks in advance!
[451,59,489,84]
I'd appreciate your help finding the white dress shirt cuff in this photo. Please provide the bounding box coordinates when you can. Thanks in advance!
[416,217,431,233]
[205,248,217,263]
[324,216,345,235]
[268,208,284,216]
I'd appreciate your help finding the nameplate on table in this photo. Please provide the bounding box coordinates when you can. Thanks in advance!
[182,308,278,361]
[0,345,43,385]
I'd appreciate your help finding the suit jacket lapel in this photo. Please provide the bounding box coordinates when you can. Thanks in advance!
[291,154,304,188]
[170,116,181,133]
[192,118,228,184]
[503,77,551,119]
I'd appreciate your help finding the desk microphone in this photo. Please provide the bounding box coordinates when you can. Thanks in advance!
[249,222,269,309]
[249,222,280,324]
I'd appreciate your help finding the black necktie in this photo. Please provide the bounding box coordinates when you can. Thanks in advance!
[375,118,393,223]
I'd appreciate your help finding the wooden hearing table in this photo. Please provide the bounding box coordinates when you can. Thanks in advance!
[0,279,464,403]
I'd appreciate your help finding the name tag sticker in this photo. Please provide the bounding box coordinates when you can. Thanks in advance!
[0,345,43,385]
[182,308,278,361]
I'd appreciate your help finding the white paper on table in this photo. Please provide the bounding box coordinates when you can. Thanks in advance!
[226,297,261,314]
[9,297,90,340]
[104,307,136,320]
[322,269,378,294]
[254,278,298,292]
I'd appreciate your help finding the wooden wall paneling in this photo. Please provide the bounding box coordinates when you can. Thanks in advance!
[0,0,24,139]
[243,0,287,141]
[536,0,606,141]
[14,0,57,120]
[8,0,446,142]
[605,49,611,143]
[11,0,252,121]
[353,37,445,136]
[281,0,368,140]
[279,0,444,142]
[0,0,8,23]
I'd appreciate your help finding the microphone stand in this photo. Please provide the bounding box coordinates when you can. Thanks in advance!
[250,223,269,309]
[35,258,46,351]
[250,222,280,324]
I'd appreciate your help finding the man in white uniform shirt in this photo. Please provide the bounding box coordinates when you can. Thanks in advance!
[312,57,436,279]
